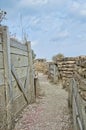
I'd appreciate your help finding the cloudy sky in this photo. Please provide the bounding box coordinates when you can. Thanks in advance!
[0,0,86,59]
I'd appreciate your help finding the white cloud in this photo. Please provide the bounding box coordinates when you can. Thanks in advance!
[80,9,86,16]
[19,0,48,7]
[58,30,69,38]
[70,1,86,17]
[31,41,39,47]
[51,30,70,42]
[70,1,80,11]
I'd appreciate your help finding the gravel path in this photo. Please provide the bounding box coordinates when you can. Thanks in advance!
[14,74,73,130]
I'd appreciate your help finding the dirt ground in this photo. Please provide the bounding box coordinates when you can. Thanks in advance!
[14,73,73,130]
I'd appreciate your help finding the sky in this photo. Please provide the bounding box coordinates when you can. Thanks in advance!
[0,0,86,59]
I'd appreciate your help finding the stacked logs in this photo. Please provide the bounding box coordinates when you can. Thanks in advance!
[75,56,86,79]
[56,57,78,89]
[74,56,86,101]
[34,59,48,74]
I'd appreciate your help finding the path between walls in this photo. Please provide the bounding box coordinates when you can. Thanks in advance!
[14,73,73,130]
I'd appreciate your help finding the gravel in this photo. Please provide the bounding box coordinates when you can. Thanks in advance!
[14,74,73,130]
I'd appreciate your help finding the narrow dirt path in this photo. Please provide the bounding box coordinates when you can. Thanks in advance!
[14,73,73,130]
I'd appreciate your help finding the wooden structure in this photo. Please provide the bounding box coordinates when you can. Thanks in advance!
[69,73,86,130]
[34,58,48,74]
[48,62,58,83]
[48,56,86,130]
[0,26,35,130]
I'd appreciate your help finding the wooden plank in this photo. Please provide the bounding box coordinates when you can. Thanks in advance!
[11,54,28,67]
[26,41,35,103]
[0,44,3,52]
[0,52,4,69]
[24,67,30,92]
[13,94,26,116]
[0,85,6,130]
[11,67,28,81]
[57,61,76,65]
[0,85,5,106]
[74,72,86,87]
[2,26,13,129]
[10,38,27,51]
[58,64,75,68]
[61,71,73,74]
[10,46,28,56]
[12,77,26,98]
[11,65,28,104]
[0,69,5,85]
[0,34,2,43]
[59,68,74,71]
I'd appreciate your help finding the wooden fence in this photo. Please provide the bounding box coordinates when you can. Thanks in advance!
[48,57,86,130]
[69,74,86,130]
[48,62,58,83]
[0,26,35,130]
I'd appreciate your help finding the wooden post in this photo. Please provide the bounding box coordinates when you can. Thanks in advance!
[2,26,13,130]
[53,64,56,83]
[26,41,35,103]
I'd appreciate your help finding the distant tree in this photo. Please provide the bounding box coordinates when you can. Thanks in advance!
[52,53,64,62]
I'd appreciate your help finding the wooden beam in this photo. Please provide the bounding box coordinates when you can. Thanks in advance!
[11,65,28,104]
[11,46,28,56]
[10,38,27,52]
[2,26,13,130]
[26,41,35,103]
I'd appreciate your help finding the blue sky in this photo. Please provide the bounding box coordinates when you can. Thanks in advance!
[0,0,86,59]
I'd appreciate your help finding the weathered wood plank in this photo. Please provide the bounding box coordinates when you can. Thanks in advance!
[0,85,6,129]
[0,52,4,69]
[0,33,2,43]
[12,77,26,98]
[0,85,5,106]
[61,71,73,74]
[11,54,28,67]
[10,38,27,51]
[0,67,27,86]
[57,61,76,65]
[11,67,28,81]
[11,65,28,104]
[12,79,25,99]
[0,44,3,52]
[58,64,75,68]
[13,94,27,116]
[59,68,74,71]
[2,26,13,129]
[0,69,5,85]
[27,41,35,103]
[10,46,28,56]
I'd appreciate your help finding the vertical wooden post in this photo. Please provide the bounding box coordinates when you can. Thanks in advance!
[53,64,56,83]
[26,41,35,103]
[2,26,13,130]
